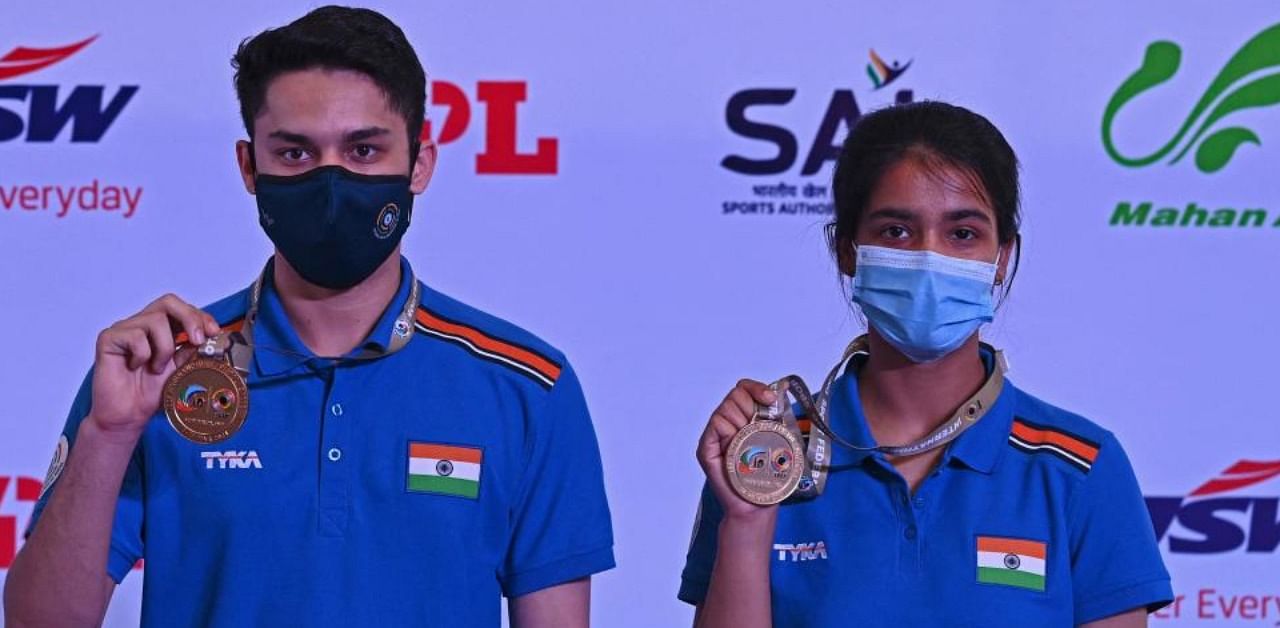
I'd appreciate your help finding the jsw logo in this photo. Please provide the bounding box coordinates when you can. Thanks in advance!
[201,451,263,470]
[773,541,828,562]
[421,80,558,175]
[1146,460,1280,554]
[0,36,138,143]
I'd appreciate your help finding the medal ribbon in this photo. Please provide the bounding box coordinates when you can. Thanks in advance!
[220,259,421,373]
[759,335,1006,500]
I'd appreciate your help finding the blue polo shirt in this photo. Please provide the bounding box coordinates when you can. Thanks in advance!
[680,352,1172,626]
[29,257,615,626]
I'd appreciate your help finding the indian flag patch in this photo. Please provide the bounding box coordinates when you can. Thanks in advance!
[976,536,1046,592]
[407,442,482,499]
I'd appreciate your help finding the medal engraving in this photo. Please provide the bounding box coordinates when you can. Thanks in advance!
[726,420,805,506]
[163,356,249,444]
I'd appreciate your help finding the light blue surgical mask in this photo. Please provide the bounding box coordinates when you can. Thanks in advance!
[850,245,1001,363]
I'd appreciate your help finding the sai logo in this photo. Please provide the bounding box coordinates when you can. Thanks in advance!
[721,49,914,177]
[1102,22,1280,173]
[0,36,138,143]
[1146,459,1280,554]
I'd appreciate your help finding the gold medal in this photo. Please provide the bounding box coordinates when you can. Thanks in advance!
[725,414,806,506]
[163,353,248,444]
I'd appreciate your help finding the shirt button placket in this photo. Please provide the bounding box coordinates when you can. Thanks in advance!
[319,375,352,537]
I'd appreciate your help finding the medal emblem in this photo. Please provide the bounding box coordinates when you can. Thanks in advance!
[163,354,249,444]
[726,418,806,506]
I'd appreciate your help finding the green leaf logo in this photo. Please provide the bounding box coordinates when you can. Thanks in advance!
[1102,22,1280,173]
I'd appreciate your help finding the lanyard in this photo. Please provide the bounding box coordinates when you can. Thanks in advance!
[223,260,421,373]
[775,335,1007,499]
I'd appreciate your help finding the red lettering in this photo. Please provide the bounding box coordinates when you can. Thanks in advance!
[0,476,12,568]
[0,476,44,568]
[423,80,470,145]
[1152,594,1183,619]
[474,81,558,175]
[19,186,38,209]
[1219,591,1240,618]
[1238,595,1259,619]
[1199,588,1216,618]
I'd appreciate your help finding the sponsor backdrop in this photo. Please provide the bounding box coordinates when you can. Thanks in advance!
[1,1,1277,625]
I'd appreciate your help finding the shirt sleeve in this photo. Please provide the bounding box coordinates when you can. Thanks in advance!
[1068,431,1173,623]
[24,370,145,584]
[499,363,615,597]
[678,482,723,606]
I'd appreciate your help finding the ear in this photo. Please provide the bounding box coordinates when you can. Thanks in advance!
[236,140,257,195]
[995,235,1017,285]
[410,139,437,194]
[836,238,856,277]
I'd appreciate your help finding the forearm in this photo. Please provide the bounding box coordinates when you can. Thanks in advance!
[3,418,137,626]
[509,578,590,628]
[696,514,776,628]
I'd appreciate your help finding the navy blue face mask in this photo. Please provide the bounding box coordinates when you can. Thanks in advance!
[255,165,413,290]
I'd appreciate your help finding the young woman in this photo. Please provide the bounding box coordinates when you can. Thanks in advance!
[680,102,1171,627]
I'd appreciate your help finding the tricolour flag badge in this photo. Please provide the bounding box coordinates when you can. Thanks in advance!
[407,442,482,499]
[976,536,1046,592]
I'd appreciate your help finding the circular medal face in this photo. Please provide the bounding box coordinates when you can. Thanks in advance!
[163,357,249,444]
[725,420,806,506]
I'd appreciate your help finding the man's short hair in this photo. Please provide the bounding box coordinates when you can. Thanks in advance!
[231,6,426,150]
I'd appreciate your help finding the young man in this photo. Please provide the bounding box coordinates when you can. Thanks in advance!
[3,7,614,626]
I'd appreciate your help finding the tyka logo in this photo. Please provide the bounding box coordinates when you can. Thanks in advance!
[0,36,138,143]
[202,451,263,470]
[422,80,558,175]
[773,541,829,562]
[1146,460,1280,554]
[1102,22,1280,174]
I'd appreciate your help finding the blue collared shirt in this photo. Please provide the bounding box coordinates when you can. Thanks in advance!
[30,258,615,626]
[680,352,1171,626]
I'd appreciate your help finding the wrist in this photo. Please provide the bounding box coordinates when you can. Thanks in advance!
[80,415,146,450]
[719,507,777,540]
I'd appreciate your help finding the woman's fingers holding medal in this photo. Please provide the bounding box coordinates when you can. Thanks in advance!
[698,379,778,516]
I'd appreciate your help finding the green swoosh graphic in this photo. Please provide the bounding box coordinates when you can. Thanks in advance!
[1102,22,1280,172]
[1102,41,1183,167]
[1172,72,1280,166]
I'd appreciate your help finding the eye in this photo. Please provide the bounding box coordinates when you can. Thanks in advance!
[351,144,379,161]
[881,225,910,240]
[953,228,978,241]
[278,148,310,163]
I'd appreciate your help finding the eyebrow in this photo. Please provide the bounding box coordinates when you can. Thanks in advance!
[865,207,993,225]
[865,207,918,222]
[942,208,993,224]
[344,126,390,142]
[265,126,391,144]
[267,129,314,145]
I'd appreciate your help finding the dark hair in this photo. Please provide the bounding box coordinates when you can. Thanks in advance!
[231,6,425,152]
[826,101,1022,294]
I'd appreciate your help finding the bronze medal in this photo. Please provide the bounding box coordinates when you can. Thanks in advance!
[725,418,806,506]
[163,355,249,444]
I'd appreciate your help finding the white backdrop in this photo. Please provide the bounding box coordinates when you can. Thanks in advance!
[1,2,1278,626]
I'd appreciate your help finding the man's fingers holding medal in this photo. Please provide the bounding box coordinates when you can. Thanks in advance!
[143,293,222,347]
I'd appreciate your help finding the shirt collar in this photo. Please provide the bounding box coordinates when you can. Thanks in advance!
[823,346,1016,474]
[250,256,415,377]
